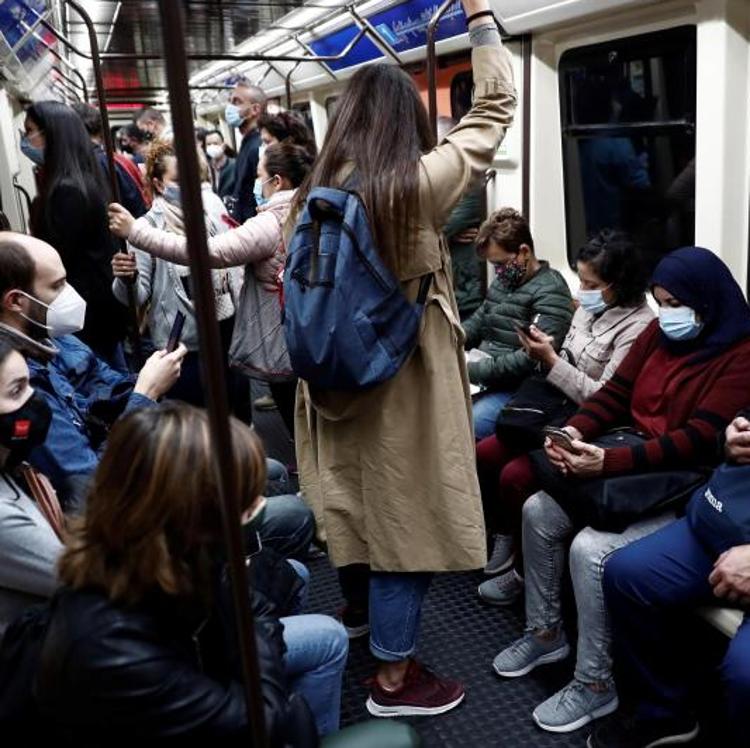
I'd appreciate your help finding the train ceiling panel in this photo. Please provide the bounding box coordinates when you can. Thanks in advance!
[492,0,658,34]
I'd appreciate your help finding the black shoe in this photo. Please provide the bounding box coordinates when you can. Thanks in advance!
[339,605,370,639]
[587,715,699,747]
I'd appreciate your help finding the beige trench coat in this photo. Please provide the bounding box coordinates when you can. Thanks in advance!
[294,41,517,572]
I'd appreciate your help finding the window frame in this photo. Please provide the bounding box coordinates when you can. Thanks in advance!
[558,25,697,267]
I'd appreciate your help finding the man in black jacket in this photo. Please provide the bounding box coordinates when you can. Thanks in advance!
[225,79,267,223]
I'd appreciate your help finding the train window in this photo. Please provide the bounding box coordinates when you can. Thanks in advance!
[559,26,696,269]
[450,71,473,121]
[292,102,314,134]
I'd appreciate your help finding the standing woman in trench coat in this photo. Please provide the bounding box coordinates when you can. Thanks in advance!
[290,0,517,717]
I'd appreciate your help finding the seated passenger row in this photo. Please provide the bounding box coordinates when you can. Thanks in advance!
[466,208,750,745]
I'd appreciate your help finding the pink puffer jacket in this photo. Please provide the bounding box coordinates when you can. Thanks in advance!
[127,189,294,286]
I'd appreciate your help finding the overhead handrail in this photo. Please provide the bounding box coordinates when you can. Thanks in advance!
[12,177,32,233]
[51,65,85,101]
[158,2,267,747]
[285,62,302,109]
[348,5,403,65]
[17,19,90,101]
[426,0,455,139]
[51,77,81,103]
[35,12,369,64]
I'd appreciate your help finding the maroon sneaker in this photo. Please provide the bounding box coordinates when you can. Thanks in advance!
[366,660,465,717]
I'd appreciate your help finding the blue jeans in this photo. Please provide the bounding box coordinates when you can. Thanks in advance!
[258,493,314,561]
[604,517,750,746]
[281,614,348,736]
[287,558,310,614]
[472,391,514,440]
[369,572,433,662]
[265,458,291,497]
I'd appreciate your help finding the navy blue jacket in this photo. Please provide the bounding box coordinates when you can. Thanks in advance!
[231,129,261,223]
[27,335,154,510]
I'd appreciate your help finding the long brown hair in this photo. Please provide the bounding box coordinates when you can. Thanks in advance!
[295,64,436,275]
[58,403,267,604]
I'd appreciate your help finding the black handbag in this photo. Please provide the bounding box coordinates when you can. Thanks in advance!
[529,430,710,532]
[495,375,578,451]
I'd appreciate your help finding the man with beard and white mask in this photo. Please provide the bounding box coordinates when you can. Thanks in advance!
[0,232,186,512]
[224,79,267,222]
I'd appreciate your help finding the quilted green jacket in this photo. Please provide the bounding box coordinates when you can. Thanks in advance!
[463,262,573,387]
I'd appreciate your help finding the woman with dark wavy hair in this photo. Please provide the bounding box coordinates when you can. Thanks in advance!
[258,110,317,158]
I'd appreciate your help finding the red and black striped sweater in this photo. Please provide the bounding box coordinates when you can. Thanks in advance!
[566,320,750,475]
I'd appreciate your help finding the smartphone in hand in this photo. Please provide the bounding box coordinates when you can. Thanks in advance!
[515,313,541,337]
[166,311,186,353]
[543,426,582,454]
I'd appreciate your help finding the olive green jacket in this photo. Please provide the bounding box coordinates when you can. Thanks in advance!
[463,262,573,388]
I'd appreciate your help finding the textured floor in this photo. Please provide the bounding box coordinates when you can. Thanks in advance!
[252,382,724,748]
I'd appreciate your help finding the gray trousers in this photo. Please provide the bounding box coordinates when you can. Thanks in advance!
[522,490,674,684]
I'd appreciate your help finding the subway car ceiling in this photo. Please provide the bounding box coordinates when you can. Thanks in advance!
[1,0,663,109]
[1,0,750,288]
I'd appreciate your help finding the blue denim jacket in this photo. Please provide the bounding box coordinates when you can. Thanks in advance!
[27,335,154,504]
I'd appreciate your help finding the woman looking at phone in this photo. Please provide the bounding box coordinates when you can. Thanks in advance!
[491,247,750,735]
[478,231,653,594]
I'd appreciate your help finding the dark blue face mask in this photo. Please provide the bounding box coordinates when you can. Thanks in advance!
[20,134,44,166]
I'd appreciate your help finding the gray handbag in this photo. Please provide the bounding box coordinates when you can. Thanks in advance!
[228,268,294,382]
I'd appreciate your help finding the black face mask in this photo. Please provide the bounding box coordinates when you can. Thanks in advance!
[0,391,52,468]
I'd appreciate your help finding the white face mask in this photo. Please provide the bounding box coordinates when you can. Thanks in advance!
[17,284,87,338]
[206,144,224,160]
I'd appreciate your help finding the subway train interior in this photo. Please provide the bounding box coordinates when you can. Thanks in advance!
[0,0,749,746]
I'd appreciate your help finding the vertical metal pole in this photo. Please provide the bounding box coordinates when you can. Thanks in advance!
[285,62,301,109]
[521,34,531,220]
[427,0,455,139]
[157,4,267,747]
[64,0,142,363]
[64,0,118,200]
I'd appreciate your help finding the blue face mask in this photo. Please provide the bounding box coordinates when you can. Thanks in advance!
[253,177,273,208]
[224,103,245,129]
[162,183,181,205]
[659,305,704,341]
[20,135,44,165]
[576,287,609,315]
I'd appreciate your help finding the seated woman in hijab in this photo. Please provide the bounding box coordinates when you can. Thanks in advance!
[490,247,750,736]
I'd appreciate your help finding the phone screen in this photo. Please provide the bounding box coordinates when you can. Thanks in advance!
[166,311,186,353]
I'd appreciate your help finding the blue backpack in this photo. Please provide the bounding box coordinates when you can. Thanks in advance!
[283,186,431,391]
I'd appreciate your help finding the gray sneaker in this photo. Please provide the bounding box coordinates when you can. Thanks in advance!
[493,629,570,678]
[534,679,619,733]
[484,534,516,575]
[478,570,524,606]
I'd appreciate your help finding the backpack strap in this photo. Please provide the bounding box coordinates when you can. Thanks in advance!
[416,274,433,307]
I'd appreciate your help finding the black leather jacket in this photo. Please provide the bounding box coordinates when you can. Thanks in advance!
[33,558,317,747]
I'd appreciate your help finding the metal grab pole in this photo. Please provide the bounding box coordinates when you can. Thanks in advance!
[427,0,455,140]
[63,1,117,198]
[63,0,142,364]
[157,4,267,748]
